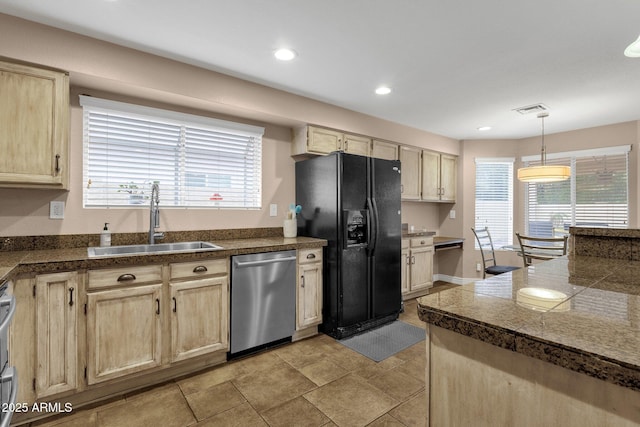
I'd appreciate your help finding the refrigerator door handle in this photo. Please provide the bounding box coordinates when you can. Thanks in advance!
[367,196,379,255]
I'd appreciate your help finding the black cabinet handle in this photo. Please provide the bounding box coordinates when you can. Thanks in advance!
[55,154,61,174]
[172,297,177,313]
[117,274,136,282]
[306,253,316,260]
[156,298,160,315]
[69,287,74,306]
[193,265,208,273]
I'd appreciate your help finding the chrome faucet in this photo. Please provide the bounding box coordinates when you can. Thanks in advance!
[149,182,165,245]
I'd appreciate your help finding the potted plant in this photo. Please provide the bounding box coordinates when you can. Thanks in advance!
[118,182,146,204]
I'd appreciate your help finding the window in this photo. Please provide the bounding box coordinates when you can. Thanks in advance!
[80,96,264,209]
[475,158,514,248]
[523,145,629,236]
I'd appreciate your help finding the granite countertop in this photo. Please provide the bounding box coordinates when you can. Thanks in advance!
[417,255,640,391]
[0,236,327,282]
[402,230,436,238]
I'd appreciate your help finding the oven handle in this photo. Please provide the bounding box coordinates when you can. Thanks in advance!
[0,366,18,427]
[0,295,16,338]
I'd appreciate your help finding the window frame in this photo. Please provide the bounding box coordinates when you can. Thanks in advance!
[474,157,515,249]
[522,145,630,235]
[80,95,264,210]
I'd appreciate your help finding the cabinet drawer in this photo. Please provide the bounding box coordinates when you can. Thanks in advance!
[410,237,434,248]
[298,248,322,264]
[88,265,162,290]
[170,258,228,279]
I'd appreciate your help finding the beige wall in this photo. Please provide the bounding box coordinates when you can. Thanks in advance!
[0,13,457,237]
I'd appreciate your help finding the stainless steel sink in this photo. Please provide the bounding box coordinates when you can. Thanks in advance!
[88,241,224,258]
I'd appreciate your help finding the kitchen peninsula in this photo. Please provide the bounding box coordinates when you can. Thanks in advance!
[418,227,640,426]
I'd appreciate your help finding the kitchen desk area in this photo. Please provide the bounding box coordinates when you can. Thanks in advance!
[417,227,640,426]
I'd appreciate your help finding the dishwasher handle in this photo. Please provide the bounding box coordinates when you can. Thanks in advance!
[233,256,297,268]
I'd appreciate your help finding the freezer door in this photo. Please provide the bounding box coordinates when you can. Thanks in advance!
[370,157,402,317]
[339,154,370,327]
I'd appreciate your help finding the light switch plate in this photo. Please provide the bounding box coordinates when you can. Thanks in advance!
[449,209,456,219]
[50,201,65,219]
[269,204,278,217]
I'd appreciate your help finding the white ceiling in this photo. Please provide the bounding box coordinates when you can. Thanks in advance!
[2,0,640,140]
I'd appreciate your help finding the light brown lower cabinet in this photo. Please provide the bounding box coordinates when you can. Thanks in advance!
[86,283,163,385]
[35,271,79,397]
[169,259,229,362]
[297,248,323,329]
[401,237,434,299]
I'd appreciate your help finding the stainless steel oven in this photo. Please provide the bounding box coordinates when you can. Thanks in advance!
[0,281,17,427]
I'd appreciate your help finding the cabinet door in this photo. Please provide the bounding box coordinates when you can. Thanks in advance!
[410,246,434,291]
[399,146,421,200]
[307,126,343,154]
[440,154,457,202]
[0,60,69,188]
[401,247,411,296]
[421,150,441,201]
[86,284,162,385]
[344,134,371,156]
[35,272,78,398]
[170,276,228,362]
[371,139,398,160]
[297,262,323,329]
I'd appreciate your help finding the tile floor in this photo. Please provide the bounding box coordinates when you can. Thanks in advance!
[32,283,456,427]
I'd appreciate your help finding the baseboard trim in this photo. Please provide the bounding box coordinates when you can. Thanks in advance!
[434,274,478,285]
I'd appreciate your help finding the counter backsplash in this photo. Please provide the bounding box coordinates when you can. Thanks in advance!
[0,227,283,252]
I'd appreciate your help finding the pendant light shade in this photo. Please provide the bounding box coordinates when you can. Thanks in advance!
[517,164,571,182]
[517,112,570,183]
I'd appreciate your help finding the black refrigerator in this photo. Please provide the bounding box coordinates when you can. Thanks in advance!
[295,152,402,339]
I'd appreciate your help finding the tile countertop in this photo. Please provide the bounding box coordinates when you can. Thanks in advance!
[417,255,640,392]
[0,236,327,282]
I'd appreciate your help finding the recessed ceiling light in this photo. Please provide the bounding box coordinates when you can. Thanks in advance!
[274,48,297,61]
[624,35,640,57]
[375,86,391,95]
[477,126,492,131]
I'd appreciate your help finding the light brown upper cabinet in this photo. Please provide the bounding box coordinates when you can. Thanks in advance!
[292,125,372,157]
[0,59,70,189]
[371,139,399,160]
[399,146,422,200]
[343,133,371,156]
[421,150,457,202]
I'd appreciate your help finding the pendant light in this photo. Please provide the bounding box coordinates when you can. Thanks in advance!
[517,112,570,183]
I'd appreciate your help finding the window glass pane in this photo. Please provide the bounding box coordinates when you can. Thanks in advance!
[81,97,263,209]
[575,154,627,228]
[475,160,514,248]
[524,152,628,234]
[525,158,571,237]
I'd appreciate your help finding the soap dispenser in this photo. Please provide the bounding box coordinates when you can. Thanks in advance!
[100,223,111,247]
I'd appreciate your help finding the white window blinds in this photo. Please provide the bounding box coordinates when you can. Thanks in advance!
[80,96,263,209]
[474,158,514,248]
[523,146,629,235]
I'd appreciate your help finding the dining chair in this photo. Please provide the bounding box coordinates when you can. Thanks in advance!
[471,227,520,279]
[515,232,568,268]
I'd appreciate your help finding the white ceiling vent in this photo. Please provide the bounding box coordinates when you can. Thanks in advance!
[513,103,549,115]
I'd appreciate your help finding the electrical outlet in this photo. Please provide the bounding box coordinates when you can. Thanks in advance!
[476,262,482,272]
[449,209,456,219]
[269,204,278,217]
[50,201,65,219]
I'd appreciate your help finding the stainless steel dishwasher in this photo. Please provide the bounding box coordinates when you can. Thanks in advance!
[230,250,297,357]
